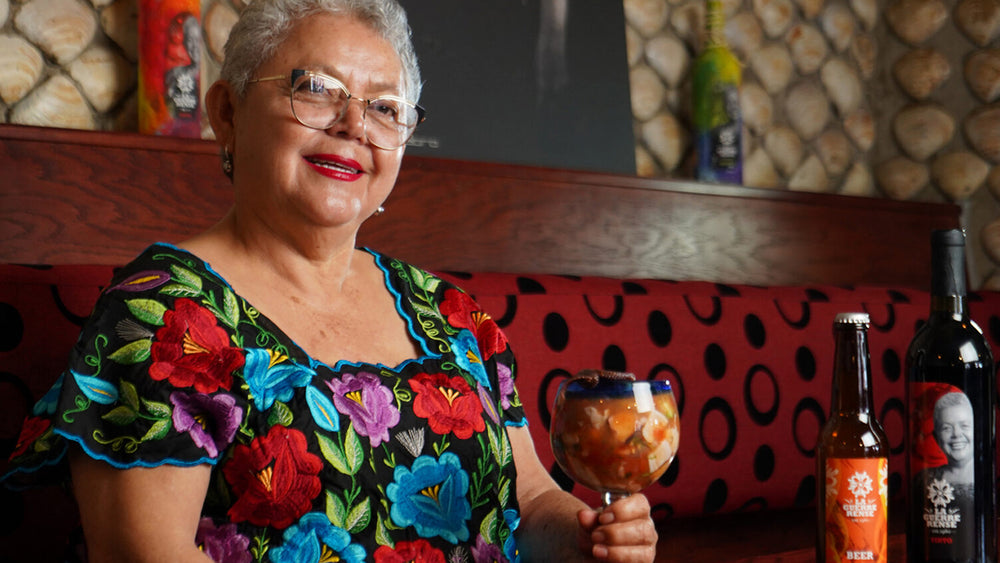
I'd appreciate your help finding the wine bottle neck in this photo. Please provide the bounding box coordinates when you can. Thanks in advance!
[704,0,727,46]
[831,325,873,414]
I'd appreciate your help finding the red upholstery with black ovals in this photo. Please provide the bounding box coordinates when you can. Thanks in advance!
[2,264,1000,560]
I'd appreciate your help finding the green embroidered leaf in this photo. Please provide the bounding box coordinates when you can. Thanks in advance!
[325,490,347,528]
[125,299,167,326]
[159,283,200,297]
[375,514,393,546]
[141,399,171,419]
[498,476,511,506]
[486,424,502,465]
[120,380,140,410]
[170,264,203,291]
[409,267,441,294]
[101,405,137,425]
[316,432,351,475]
[141,419,171,441]
[345,497,372,533]
[220,287,240,328]
[108,339,151,364]
[344,425,363,475]
[479,508,498,543]
[267,401,294,428]
[411,302,442,322]
[499,427,512,466]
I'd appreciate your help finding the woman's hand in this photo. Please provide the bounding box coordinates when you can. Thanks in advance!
[577,494,658,562]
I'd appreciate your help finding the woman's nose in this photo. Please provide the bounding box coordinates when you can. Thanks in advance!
[329,98,367,142]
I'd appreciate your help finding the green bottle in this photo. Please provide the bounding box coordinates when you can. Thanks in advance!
[692,0,743,184]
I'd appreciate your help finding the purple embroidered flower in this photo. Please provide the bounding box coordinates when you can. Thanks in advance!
[327,372,399,447]
[170,392,243,458]
[497,362,515,410]
[477,385,500,425]
[470,534,508,563]
[108,270,171,292]
[196,517,252,563]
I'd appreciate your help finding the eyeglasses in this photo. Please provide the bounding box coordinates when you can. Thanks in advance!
[248,69,426,150]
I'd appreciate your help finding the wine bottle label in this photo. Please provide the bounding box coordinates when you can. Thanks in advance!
[695,85,742,184]
[909,382,976,557]
[823,457,889,562]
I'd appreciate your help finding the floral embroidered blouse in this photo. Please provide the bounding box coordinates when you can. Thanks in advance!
[3,243,526,563]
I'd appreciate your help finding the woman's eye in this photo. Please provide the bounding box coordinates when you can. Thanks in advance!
[370,100,400,118]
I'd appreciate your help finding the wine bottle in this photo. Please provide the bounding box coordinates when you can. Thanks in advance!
[906,228,997,563]
[817,312,890,563]
[692,0,743,184]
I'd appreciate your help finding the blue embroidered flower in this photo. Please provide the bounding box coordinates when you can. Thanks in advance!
[305,385,340,432]
[268,512,365,563]
[387,452,471,544]
[243,348,315,411]
[451,330,490,390]
[33,373,65,415]
[504,509,522,563]
[71,370,118,405]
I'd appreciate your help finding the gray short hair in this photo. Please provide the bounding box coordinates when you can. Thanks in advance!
[221,0,422,103]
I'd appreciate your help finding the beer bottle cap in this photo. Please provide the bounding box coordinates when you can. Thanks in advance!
[834,312,870,326]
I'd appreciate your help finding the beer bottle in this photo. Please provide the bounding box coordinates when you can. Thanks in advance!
[906,228,997,563]
[817,312,890,562]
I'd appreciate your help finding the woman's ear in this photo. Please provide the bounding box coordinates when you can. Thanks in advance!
[206,80,237,149]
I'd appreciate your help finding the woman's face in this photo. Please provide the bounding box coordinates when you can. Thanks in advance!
[231,13,407,236]
[934,403,974,465]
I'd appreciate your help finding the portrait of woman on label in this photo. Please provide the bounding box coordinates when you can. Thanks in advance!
[1,1,658,562]
[917,391,975,556]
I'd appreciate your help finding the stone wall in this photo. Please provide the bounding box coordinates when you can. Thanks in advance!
[2,0,999,288]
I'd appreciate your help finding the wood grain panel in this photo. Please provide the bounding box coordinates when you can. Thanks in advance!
[0,123,961,288]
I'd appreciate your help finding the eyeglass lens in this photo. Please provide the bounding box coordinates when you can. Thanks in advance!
[290,73,419,149]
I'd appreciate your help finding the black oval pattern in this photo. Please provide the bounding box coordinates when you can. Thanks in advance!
[703,479,728,514]
[542,312,569,352]
[795,346,817,381]
[704,343,726,380]
[794,475,816,507]
[792,397,826,456]
[516,277,546,294]
[776,301,810,329]
[881,349,901,382]
[699,397,737,461]
[602,345,627,372]
[684,295,722,325]
[744,364,779,425]
[744,313,766,348]
[753,445,775,481]
[647,310,672,347]
[584,294,624,326]
[0,302,24,352]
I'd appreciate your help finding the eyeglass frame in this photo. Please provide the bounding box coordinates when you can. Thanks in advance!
[248,68,426,150]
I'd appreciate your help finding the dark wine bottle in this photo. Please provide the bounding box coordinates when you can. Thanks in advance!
[906,228,997,563]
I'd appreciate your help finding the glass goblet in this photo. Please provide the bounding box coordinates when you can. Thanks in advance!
[549,369,680,506]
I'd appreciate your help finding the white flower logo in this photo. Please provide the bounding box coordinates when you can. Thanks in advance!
[848,471,873,499]
[928,478,955,508]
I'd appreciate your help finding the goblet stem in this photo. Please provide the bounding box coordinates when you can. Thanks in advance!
[602,491,629,507]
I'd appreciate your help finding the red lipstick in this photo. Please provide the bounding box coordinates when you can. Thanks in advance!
[304,154,363,181]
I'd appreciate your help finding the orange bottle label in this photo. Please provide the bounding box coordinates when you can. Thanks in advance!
[824,457,888,562]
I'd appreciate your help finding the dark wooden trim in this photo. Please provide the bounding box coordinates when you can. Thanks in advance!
[0,123,960,288]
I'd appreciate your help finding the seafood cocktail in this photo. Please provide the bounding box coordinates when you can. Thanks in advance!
[550,370,680,506]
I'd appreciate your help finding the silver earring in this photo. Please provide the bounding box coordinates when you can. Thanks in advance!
[222,147,233,177]
[374,206,385,216]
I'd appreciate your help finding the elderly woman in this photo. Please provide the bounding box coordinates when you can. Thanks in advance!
[2,1,657,561]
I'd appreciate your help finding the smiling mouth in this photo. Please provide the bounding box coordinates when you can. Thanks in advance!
[306,157,361,175]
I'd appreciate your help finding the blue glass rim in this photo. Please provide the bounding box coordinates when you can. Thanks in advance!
[557,378,673,399]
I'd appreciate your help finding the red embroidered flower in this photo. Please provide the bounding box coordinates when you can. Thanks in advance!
[150,298,244,393]
[222,425,323,528]
[10,416,51,458]
[439,289,507,360]
[409,372,485,439]
[374,539,446,563]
